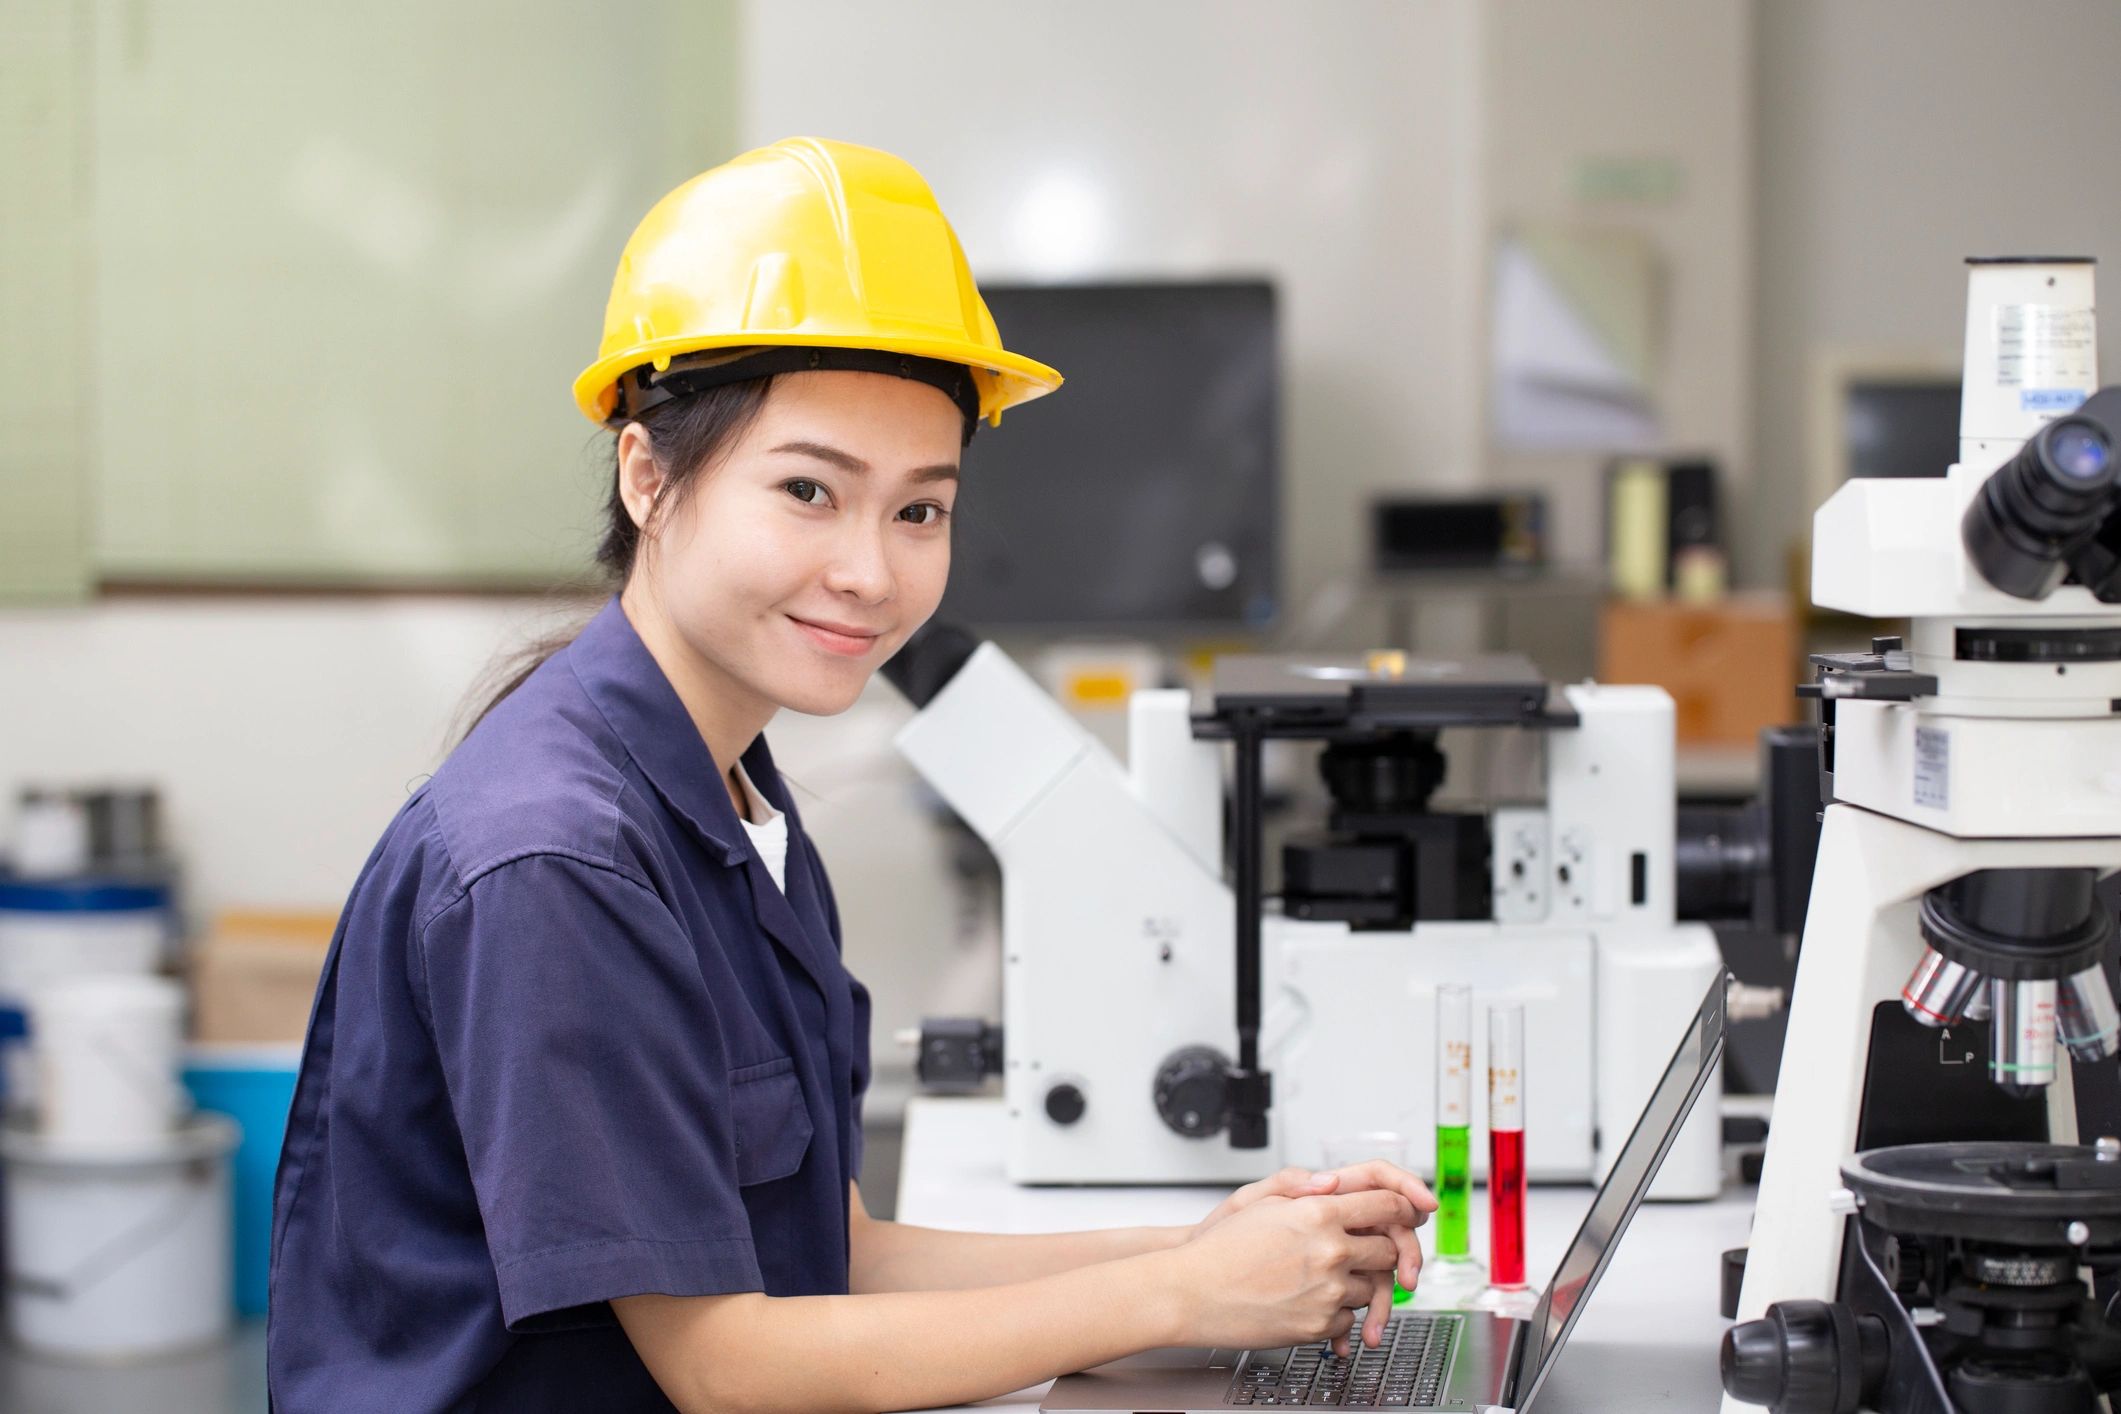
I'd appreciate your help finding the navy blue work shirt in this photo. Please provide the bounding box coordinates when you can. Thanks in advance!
[269,598,873,1411]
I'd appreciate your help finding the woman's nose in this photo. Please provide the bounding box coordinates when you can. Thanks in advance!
[822,526,895,603]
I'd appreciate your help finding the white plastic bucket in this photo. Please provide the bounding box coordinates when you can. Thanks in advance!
[29,975,190,1145]
[0,1111,240,1360]
[0,881,169,1110]
[0,909,164,997]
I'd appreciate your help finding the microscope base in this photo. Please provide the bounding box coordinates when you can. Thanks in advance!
[1719,804,2121,1414]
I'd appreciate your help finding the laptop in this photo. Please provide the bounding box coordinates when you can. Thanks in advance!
[1040,971,1727,1412]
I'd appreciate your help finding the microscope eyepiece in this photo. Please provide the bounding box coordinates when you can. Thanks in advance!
[1963,413,2119,599]
[2047,419,2112,483]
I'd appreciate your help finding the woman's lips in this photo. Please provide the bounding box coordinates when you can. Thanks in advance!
[788,614,883,657]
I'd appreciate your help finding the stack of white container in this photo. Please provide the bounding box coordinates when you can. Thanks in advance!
[0,791,239,1362]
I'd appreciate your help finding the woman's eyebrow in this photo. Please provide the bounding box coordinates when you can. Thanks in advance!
[770,440,958,483]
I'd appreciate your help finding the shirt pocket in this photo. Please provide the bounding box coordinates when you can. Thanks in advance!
[729,1055,814,1186]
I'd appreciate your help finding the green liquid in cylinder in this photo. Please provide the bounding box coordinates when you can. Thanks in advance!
[1434,1124,1471,1257]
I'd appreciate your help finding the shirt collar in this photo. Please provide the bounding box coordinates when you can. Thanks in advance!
[731,761,785,829]
[566,597,792,865]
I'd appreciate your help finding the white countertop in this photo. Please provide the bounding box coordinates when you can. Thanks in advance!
[894,1096,1754,1411]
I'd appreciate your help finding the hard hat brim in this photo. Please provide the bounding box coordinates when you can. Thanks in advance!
[573,332,1063,428]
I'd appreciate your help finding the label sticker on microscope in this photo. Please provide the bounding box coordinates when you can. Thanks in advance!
[1995,305,2096,389]
[2022,387,2088,414]
[1914,725,1949,809]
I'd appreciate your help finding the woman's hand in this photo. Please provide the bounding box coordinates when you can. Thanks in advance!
[1193,1160,1441,1344]
[1318,1160,1441,1319]
[1160,1191,1418,1357]
[1190,1166,1341,1241]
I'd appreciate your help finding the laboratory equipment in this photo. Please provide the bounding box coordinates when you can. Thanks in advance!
[1603,457,1724,598]
[1723,256,2121,1414]
[1485,1005,1528,1292]
[1039,973,1727,1413]
[935,280,1279,631]
[1473,1003,1538,1321]
[1430,986,1478,1273]
[1724,1140,2121,1414]
[1371,492,1545,575]
[887,614,1783,1192]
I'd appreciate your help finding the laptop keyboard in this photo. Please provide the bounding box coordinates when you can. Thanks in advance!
[1225,1312,1460,1407]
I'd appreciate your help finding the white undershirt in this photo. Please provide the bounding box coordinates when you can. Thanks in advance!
[732,761,788,894]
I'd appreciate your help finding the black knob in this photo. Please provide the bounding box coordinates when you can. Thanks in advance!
[1044,1082,1086,1126]
[1720,1248,1748,1321]
[1721,1300,1872,1414]
[1153,1046,1233,1139]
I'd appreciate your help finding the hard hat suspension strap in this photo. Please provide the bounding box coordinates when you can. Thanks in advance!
[613,346,981,444]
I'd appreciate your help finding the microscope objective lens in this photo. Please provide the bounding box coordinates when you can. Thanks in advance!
[1990,979,2060,1090]
[2058,966,2121,1062]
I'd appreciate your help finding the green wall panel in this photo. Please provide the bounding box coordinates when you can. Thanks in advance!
[81,0,740,589]
[0,0,93,601]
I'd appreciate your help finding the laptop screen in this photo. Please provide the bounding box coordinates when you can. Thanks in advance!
[1514,973,1727,1411]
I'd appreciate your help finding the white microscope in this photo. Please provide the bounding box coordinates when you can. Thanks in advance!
[886,627,1731,1197]
[1721,257,2121,1413]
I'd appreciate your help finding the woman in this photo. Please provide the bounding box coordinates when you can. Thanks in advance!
[269,136,1435,1413]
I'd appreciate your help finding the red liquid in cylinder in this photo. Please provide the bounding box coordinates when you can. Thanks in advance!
[1489,1127,1527,1287]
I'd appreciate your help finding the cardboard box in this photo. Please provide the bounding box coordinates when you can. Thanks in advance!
[189,910,335,1043]
[1598,594,1801,748]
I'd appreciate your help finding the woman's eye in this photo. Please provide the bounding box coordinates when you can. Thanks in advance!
[783,479,829,506]
[899,503,950,527]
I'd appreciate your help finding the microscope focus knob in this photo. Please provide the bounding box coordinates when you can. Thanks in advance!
[1044,1082,1086,1126]
[1153,1046,1233,1139]
[1721,1300,1878,1414]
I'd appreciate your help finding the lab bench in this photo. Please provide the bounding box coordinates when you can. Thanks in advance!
[894,1096,1754,1412]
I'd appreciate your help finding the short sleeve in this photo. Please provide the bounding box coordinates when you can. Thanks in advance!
[416,854,762,1330]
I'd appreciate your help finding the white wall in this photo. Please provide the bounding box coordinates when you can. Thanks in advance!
[740,0,1489,624]
[0,597,571,911]
[1749,0,2121,586]
[1483,0,1754,571]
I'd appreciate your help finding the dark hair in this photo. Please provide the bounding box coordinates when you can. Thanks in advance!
[456,378,779,740]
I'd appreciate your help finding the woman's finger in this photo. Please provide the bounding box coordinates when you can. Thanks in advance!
[1387,1224,1425,1288]
[1277,1166,1339,1197]
[1330,1159,1442,1214]
[1363,1272,1396,1347]
[1329,1306,1358,1357]
[1348,1233,1400,1271]
[1322,1189,1419,1233]
[1241,1166,1336,1208]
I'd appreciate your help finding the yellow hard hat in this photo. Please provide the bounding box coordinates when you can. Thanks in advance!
[573,136,1062,429]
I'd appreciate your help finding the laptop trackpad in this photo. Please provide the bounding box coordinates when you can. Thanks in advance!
[1076,1345,1247,1373]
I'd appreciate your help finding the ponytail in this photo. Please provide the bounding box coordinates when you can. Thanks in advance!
[454,377,777,741]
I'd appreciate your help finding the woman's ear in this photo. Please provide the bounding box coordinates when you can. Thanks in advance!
[615,424,666,533]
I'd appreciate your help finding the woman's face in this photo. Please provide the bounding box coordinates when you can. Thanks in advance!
[627,369,963,719]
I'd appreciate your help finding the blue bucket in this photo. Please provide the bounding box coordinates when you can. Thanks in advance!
[182,1043,301,1317]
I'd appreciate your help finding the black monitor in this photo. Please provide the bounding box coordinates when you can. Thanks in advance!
[939,280,1280,631]
[1845,377,1961,480]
